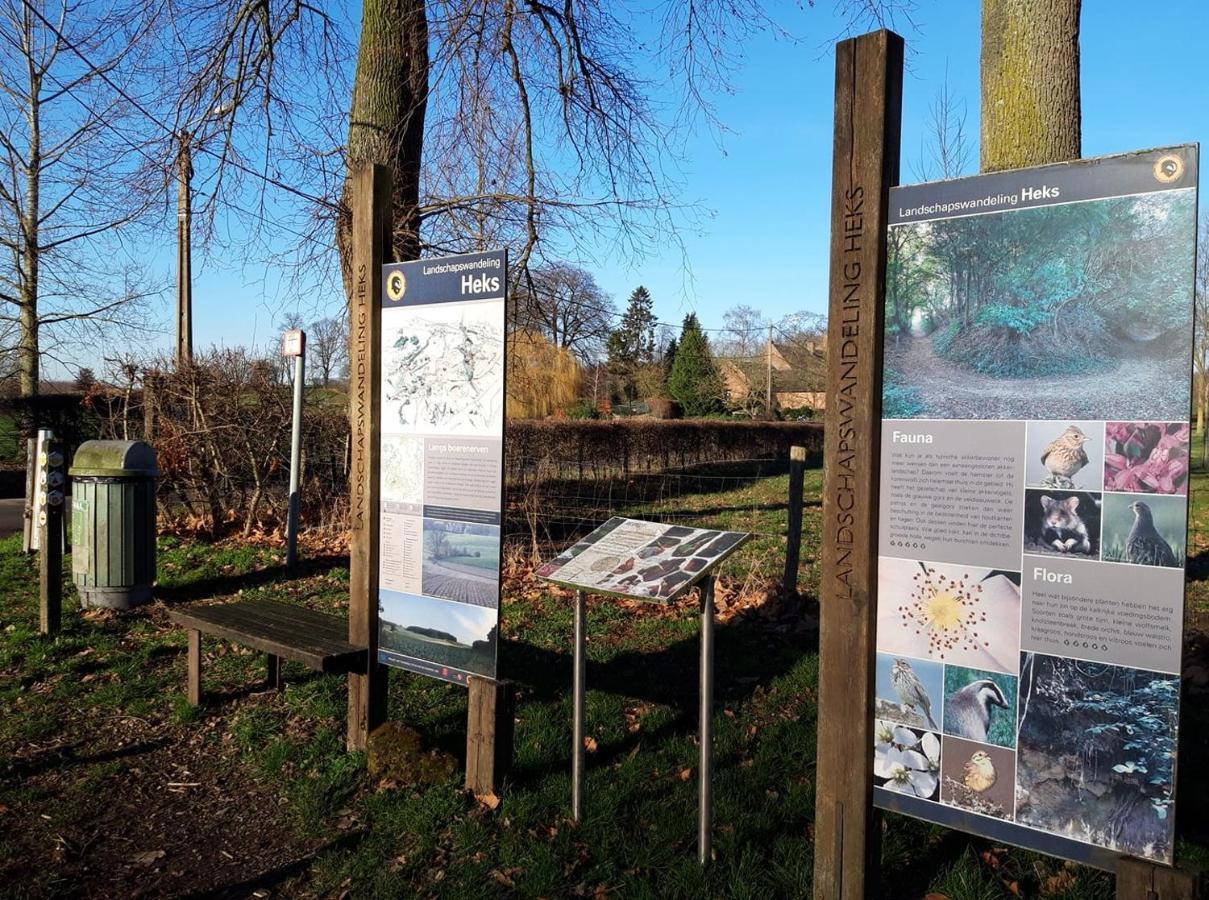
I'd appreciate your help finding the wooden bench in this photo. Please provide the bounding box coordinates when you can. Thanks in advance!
[168,599,369,704]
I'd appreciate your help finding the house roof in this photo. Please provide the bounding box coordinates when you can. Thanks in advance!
[718,339,825,394]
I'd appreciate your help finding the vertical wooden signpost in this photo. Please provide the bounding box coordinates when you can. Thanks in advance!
[347,163,392,752]
[813,29,902,900]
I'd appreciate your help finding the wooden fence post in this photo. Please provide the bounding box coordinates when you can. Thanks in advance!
[347,163,392,752]
[782,445,807,593]
[465,676,516,796]
[812,29,902,900]
[38,438,64,636]
[1117,857,1203,900]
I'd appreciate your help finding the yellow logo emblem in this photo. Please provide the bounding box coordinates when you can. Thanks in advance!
[386,270,407,302]
[1153,153,1184,184]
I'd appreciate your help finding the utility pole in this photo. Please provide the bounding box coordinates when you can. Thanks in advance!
[765,324,773,415]
[176,130,193,367]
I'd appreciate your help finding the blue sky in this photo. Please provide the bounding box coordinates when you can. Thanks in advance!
[113,1,1208,368]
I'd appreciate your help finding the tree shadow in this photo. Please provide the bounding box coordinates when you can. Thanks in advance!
[154,553,349,606]
[1,736,173,781]
[181,829,368,900]
[495,603,818,787]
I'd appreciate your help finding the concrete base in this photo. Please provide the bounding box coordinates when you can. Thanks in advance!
[77,583,152,610]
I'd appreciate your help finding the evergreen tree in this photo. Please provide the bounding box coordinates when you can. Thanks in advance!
[606,285,657,401]
[667,313,722,417]
[662,336,678,375]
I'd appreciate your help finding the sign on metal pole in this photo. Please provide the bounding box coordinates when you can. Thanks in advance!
[283,329,306,568]
[375,250,507,685]
[872,146,1198,868]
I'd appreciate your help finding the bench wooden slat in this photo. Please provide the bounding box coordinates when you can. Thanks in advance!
[168,600,367,673]
[174,601,351,650]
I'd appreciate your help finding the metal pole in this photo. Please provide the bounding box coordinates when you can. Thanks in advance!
[572,589,587,822]
[286,349,305,569]
[176,130,193,368]
[698,575,715,865]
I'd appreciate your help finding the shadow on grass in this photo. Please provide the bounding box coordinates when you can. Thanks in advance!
[2,736,172,781]
[154,553,349,606]
[181,829,369,900]
[495,608,818,787]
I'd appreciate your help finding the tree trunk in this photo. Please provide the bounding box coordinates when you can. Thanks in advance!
[19,65,41,406]
[337,0,428,282]
[980,0,1081,173]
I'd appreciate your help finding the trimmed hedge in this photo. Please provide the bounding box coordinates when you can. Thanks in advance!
[506,418,823,481]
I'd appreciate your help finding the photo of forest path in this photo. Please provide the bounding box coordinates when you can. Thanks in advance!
[1015,652,1179,862]
[886,334,1186,420]
[882,189,1196,421]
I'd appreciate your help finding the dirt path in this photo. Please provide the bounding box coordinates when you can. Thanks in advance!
[886,334,1189,420]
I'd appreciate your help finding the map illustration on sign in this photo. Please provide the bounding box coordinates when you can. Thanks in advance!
[376,250,507,686]
[873,146,1197,866]
[382,302,504,435]
[537,517,749,603]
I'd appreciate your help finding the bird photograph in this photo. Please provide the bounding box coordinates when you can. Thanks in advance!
[943,666,1017,747]
[962,750,997,793]
[874,653,943,732]
[939,735,1014,820]
[891,658,939,729]
[1100,494,1185,568]
[1040,425,1090,487]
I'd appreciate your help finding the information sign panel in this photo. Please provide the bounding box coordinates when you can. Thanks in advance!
[872,146,1198,866]
[376,250,506,685]
[537,517,749,602]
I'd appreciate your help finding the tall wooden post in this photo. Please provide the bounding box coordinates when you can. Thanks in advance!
[347,163,392,751]
[813,29,902,900]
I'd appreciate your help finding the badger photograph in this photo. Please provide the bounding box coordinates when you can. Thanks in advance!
[942,665,1018,748]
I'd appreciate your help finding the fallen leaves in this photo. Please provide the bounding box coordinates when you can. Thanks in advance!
[476,792,501,810]
[129,849,166,867]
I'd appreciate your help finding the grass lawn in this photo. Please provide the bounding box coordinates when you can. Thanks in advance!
[0,459,1205,898]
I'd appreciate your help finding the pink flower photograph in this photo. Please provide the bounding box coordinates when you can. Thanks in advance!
[1103,422,1189,495]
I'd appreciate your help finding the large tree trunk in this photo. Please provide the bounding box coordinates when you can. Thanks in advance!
[19,69,41,404]
[980,0,1081,173]
[337,0,428,283]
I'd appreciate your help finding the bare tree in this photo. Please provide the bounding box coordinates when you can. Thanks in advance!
[1194,212,1209,462]
[910,63,972,183]
[511,262,613,361]
[0,0,163,406]
[308,315,348,386]
[718,304,768,357]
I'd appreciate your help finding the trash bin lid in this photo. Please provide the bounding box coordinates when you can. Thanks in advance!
[69,440,160,477]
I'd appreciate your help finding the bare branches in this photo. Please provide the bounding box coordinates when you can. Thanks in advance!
[910,62,973,184]
[0,0,166,399]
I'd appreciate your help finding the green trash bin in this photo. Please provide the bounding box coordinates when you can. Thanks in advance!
[69,440,159,610]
